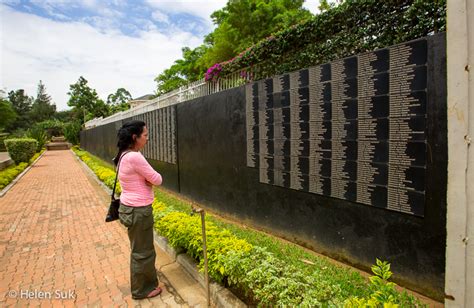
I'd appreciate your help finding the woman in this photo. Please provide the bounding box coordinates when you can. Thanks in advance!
[114,120,163,299]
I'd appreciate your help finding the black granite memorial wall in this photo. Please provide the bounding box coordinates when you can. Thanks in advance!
[80,33,446,297]
[80,106,180,191]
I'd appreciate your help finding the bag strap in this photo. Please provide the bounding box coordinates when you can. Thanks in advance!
[112,151,131,201]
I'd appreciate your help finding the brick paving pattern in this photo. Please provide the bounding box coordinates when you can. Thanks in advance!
[0,150,187,307]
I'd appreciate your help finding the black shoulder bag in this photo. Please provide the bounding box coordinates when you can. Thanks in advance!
[105,151,130,222]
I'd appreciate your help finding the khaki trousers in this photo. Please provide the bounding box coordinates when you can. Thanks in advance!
[118,202,158,299]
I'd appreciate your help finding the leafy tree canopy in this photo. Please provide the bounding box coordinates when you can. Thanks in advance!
[203,0,311,66]
[0,98,17,131]
[107,88,132,114]
[6,89,33,131]
[67,76,109,123]
[154,0,311,93]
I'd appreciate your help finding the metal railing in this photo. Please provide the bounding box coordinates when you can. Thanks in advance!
[84,66,264,129]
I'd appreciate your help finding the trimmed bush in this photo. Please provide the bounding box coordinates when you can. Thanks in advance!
[4,138,38,164]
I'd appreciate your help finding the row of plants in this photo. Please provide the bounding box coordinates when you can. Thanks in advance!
[208,0,446,80]
[0,149,44,190]
[72,147,121,193]
[73,147,426,306]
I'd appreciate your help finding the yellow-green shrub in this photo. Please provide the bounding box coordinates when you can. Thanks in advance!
[152,202,252,282]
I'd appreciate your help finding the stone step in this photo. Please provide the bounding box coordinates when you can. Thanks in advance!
[51,136,66,142]
[46,142,71,151]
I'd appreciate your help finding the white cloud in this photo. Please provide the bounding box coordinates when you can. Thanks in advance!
[145,0,227,29]
[303,0,321,15]
[151,10,169,24]
[0,4,202,110]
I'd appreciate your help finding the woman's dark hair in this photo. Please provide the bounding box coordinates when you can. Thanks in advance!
[113,120,146,166]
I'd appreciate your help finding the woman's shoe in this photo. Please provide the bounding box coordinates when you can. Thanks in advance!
[146,286,162,298]
[132,286,162,300]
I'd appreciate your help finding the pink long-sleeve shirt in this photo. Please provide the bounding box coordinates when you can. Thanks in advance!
[118,151,162,207]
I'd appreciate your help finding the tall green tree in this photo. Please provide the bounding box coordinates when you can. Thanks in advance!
[155,45,209,94]
[29,80,56,123]
[54,110,75,123]
[200,0,312,67]
[7,89,33,130]
[155,0,312,93]
[107,88,132,114]
[67,76,109,124]
[0,97,17,132]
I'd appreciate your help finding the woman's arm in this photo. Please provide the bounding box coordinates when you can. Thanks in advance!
[131,152,163,186]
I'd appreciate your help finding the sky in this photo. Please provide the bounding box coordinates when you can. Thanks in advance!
[0,0,320,111]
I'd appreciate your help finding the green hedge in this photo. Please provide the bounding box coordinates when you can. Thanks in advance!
[216,0,446,78]
[0,150,43,190]
[4,138,38,164]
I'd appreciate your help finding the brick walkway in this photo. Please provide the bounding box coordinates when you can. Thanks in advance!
[0,150,189,307]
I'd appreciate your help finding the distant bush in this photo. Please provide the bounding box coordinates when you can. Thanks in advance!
[36,119,64,138]
[4,138,37,164]
[27,126,47,151]
[64,121,82,145]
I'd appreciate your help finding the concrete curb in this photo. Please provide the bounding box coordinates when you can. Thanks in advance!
[0,150,47,198]
[73,149,247,307]
[0,158,13,171]
[154,234,247,308]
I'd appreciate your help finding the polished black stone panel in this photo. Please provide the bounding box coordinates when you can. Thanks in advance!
[245,35,437,218]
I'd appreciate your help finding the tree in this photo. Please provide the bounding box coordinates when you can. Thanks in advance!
[154,0,312,93]
[54,110,75,123]
[107,88,132,114]
[318,0,343,12]
[0,98,17,132]
[7,89,33,130]
[200,0,312,67]
[155,45,209,94]
[67,76,109,124]
[29,80,56,123]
